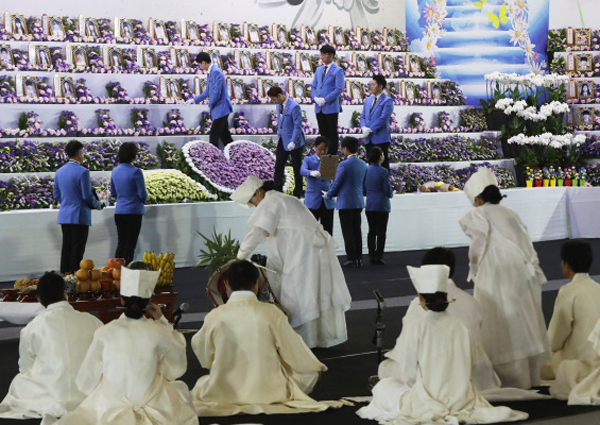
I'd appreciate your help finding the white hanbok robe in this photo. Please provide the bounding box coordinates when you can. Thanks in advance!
[568,318,600,405]
[0,301,102,425]
[191,291,342,416]
[357,311,529,425]
[460,203,550,389]
[55,314,198,425]
[237,190,352,348]
[546,273,600,400]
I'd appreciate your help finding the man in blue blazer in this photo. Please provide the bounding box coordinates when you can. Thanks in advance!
[300,136,335,235]
[191,52,233,148]
[326,137,368,267]
[268,85,305,198]
[311,45,344,155]
[53,140,102,273]
[361,75,394,170]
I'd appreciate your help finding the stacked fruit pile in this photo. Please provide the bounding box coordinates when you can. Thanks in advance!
[143,251,176,286]
[75,258,125,292]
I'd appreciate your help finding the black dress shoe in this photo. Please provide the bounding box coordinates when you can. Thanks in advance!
[342,260,357,268]
[371,259,386,265]
[356,259,362,267]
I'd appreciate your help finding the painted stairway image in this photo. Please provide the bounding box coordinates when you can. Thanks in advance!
[434,0,530,105]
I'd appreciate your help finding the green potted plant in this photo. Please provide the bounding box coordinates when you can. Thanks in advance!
[196,228,240,276]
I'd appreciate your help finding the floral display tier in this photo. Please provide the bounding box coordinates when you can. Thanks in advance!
[0,186,598,282]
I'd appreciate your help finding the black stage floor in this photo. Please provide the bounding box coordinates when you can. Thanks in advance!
[1,239,600,424]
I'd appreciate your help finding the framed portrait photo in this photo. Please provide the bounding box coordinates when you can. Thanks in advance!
[120,19,134,39]
[301,25,317,45]
[209,50,222,69]
[71,46,88,68]
[347,80,363,101]
[575,28,591,48]
[406,54,421,72]
[332,26,346,46]
[270,52,283,72]
[578,106,595,126]
[185,21,199,41]
[23,76,38,98]
[0,45,14,67]
[35,45,52,69]
[383,27,396,47]
[404,81,417,101]
[238,51,253,70]
[84,18,100,38]
[232,78,245,100]
[428,81,443,100]
[358,27,371,48]
[577,80,594,99]
[214,22,230,42]
[59,76,76,98]
[290,79,306,98]
[11,14,28,35]
[153,20,167,41]
[166,78,180,99]
[299,52,312,72]
[380,54,395,73]
[108,47,123,67]
[247,23,260,43]
[175,49,190,68]
[355,53,369,73]
[575,53,593,73]
[142,48,157,69]
[49,17,65,38]
[261,79,275,98]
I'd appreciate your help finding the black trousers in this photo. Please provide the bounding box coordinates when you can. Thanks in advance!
[316,112,340,155]
[366,142,391,170]
[115,214,143,265]
[209,115,233,148]
[274,139,303,198]
[339,209,362,261]
[309,200,334,236]
[366,211,390,260]
[60,224,89,274]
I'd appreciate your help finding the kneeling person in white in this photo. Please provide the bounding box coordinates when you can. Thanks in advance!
[545,241,600,400]
[191,260,341,416]
[56,263,198,425]
[357,265,528,424]
[0,272,102,424]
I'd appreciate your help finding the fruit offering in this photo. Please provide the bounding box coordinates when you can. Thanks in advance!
[14,278,36,290]
[143,251,176,286]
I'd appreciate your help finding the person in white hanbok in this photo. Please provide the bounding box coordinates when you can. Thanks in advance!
[357,264,529,424]
[544,241,600,400]
[191,260,342,415]
[459,168,550,389]
[568,317,600,405]
[0,272,102,425]
[231,175,352,348]
[56,263,198,425]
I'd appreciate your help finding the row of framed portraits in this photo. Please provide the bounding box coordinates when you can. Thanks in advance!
[15,74,76,98]
[2,12,401,48]
[568,106,596,126]
[567,79,596,99]
[565,53,594,73]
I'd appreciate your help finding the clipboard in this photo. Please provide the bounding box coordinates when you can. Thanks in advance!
[319,155,340,180]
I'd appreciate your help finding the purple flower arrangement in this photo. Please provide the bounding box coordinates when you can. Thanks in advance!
[459,109,488,132]
[94,109,118,135]
[159,109,187,134]
[437,112,453,132]
[26,17,45,41]
[130,108,153,134]
[105,81,130,103]
[408,112,426,131]
[389,136,500,163]
[18,111,42,135]
[198,111,212,134]
[57,111,81,135]
[181,140,282,195]
[50,47,71,72]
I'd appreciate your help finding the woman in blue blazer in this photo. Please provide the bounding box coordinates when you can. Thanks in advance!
[365,147,394,265]
[110,143,148,264]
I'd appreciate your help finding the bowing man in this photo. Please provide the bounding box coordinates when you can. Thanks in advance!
[190,52,233,148]
[357,265,529,425]
[56,263,198,425]
[300,136,335,235]
[191,260,342,416]
[311,44,344,155]
[361,75,394,170]
[0,272,102,424]
[268,85,305,198]
[545,240,600,400]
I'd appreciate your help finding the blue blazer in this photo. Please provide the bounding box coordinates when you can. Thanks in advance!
[311,62,344,114]
[193,65,233,120]
[53,161,99,226]
[327,155,367,210]
[300,154,335,210]
[365,164,394,212]
[277,98,305,151]
[361,93,394,146]
[110,163,148,215]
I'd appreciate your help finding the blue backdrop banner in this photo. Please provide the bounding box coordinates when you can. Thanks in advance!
[406,0,550,105]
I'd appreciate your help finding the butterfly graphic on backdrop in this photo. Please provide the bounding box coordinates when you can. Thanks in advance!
[474,1,508,29]
[474,0,487,9]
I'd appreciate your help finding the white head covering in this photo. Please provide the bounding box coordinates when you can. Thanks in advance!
[463,167,497,206]
[230,175,263,208]
[120,266,160,299]
[407,264,450,294]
